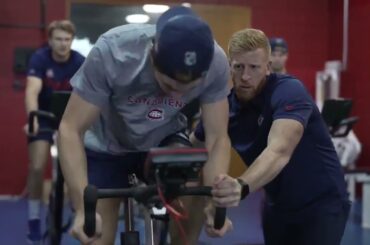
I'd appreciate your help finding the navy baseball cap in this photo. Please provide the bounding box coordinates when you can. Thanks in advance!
[153,6,214,83]
[269,37,288,53]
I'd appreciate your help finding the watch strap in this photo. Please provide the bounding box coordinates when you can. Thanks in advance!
[237,178,250,200]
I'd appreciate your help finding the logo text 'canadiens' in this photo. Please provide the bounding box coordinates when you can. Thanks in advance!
[128,96,186,109]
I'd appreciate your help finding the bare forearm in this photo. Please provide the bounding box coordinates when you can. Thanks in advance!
[239,149,289,192]
[25,90,39,114]
[25,77,42,114]
[57,123,88,213]
[203,137,231,186]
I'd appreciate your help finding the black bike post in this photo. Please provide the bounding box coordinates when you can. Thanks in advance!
[48,159,64,245]
[47,91,70,244]
[121,198,140,245]
[54,160,65,244]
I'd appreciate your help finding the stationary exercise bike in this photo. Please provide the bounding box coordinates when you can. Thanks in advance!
[83,147,227,245]
[28,91,71,245]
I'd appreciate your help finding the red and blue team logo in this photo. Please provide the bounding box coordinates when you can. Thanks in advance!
[285,105,295,111]
[147,108,165,121]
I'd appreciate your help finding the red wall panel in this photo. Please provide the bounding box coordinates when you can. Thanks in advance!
[327,0,370,168]
[184,0,329,94]
[0,0,66,194]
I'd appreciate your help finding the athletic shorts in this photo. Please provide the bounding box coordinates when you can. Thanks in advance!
[87,131,191,189]
[27,118,54,144]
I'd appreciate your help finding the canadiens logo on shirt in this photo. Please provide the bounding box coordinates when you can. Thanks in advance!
[147,108,164,121]
[46,69,54,78]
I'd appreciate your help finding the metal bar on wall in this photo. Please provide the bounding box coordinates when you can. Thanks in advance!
[342,0,349,71]
[40,0,47,30]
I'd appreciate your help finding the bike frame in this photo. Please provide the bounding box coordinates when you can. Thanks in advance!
[83,147,227,245]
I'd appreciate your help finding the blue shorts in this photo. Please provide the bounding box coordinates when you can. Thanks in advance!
[27,118,54,144]
[87,131,191,189]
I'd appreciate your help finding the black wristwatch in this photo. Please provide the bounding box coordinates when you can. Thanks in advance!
[237,178,250,200]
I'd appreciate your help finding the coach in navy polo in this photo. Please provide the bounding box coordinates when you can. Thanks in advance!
[193,28,350,245]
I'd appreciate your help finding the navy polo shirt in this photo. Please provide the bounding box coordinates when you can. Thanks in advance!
[194,74,349,221]
[27,46,85,111]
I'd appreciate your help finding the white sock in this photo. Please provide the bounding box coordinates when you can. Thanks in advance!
[28,199,41,220]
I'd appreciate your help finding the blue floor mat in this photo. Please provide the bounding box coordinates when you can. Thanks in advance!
[0,191,369,245]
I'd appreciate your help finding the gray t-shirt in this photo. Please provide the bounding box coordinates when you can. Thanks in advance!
[71,24,229,154]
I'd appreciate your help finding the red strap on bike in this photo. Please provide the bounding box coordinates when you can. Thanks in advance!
[157,185,190,245]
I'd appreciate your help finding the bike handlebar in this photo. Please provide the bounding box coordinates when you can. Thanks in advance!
[83,185,98,237]
[83,184,226,237]
[28,110,57,134]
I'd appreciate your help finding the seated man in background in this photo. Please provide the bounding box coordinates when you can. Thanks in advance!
[24,20,85,244]
[193,28,350,245]
[269,37,289,74]
[57,6,232,245]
